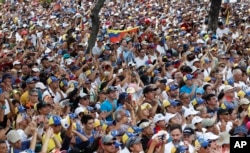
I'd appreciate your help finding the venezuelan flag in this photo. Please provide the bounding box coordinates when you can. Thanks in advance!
[107,27,139,43]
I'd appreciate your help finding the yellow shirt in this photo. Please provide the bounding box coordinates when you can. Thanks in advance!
[20,91,29,105]
[42,133,62,152]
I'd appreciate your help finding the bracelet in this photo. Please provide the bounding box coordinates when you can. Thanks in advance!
[1,106,6,110]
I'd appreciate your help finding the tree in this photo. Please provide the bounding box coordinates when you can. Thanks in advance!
[86,0,105,54]
[208,0,222,33]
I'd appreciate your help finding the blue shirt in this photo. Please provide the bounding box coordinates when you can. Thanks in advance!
[9,140,30,153]
[100,99,117,121]
[76,130,95,149]
[180,85,194,94]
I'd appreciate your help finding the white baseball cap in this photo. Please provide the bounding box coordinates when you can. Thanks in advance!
[192,116,203,125]
[165,113,176,123]
[184,109,199,118]
[153,113,165,124]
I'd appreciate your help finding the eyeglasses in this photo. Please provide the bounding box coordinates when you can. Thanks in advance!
[104,142,115,146]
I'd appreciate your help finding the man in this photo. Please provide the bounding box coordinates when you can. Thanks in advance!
[77,92,90,109]
[101,135,116,153]
[126,136,144,153]
[195,138,209,153]
[204,94,218,117]
[78,115,96,151]
[163,99,178,114]
[153,113,166,134]
[143,85,158,117]
[166,84,179,101]
[180,74,197,98]
[164,124,194,153]
[216,22,229,38]
[20,77,36,105]
[137,119,154,151]
[7,127,37,153]
[92,38,104,58]
[134,49,149,68]
[100,86,118,121]
[182,127,195,152]
[221,85,237,110]
[25,89,39,109]
[42,76,66,104]
[216,109,232,133]
[0,140,8,153]
[42,115,62,152]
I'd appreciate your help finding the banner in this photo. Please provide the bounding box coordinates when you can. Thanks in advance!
[107,27,139,43]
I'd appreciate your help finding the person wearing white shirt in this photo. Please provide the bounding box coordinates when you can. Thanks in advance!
[216,22,229,38]
[42,76,65,104]
[134,49,148,68]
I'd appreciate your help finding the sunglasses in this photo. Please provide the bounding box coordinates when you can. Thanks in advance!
[104,142,115,146]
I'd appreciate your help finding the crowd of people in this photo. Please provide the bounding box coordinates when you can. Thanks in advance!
[0,0,250,153]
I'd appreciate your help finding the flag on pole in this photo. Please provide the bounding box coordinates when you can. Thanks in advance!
[107,27,139,43]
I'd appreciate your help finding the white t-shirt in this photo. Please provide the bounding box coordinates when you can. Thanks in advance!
[135,56,148,68]
[216,27,229,38]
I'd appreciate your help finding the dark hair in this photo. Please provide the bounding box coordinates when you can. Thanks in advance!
[203,84,211,91]
[81,115,94,124]
[169,124,182,133]
[203,93,216,101]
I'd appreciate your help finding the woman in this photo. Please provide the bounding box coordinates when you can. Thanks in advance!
[136,103,152,121]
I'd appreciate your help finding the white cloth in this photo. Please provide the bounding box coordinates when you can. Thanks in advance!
[135,56,149,68]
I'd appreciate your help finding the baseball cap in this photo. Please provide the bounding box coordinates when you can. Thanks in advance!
[126,137,142,148]
[140,103,152,110]
[240,98,250,105]
[36,82,47,90]
[184,109,199,118]
[223,85,234,92]
[102,135,116,144]
[122,132,137,144]
[26,77,35,84]
[13,60,21,65]
[74,107,88,116]
[153,113,165,124]
[191,116,203,125]
[163,99,179,108]
[7,130,21,143]
[183,74,193,81]
[166,84,179,92]
[191,98,205,106]
[183,127,195,135]
[2,73,12,81]
[196,88,205,94]
[143,85,157,94]
[118,92,129,100]
[106,86,118,94]
[195,137,209,148]
[233,126,248,136]
[165,112,177,123]
[216,132,230,145]
[204,132,219,141]
[137,119,152,129]
[201,118,216,128]
[48,115,62,125]
[47,76,58,84]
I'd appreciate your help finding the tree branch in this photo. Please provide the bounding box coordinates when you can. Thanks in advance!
[86,0,105,54]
